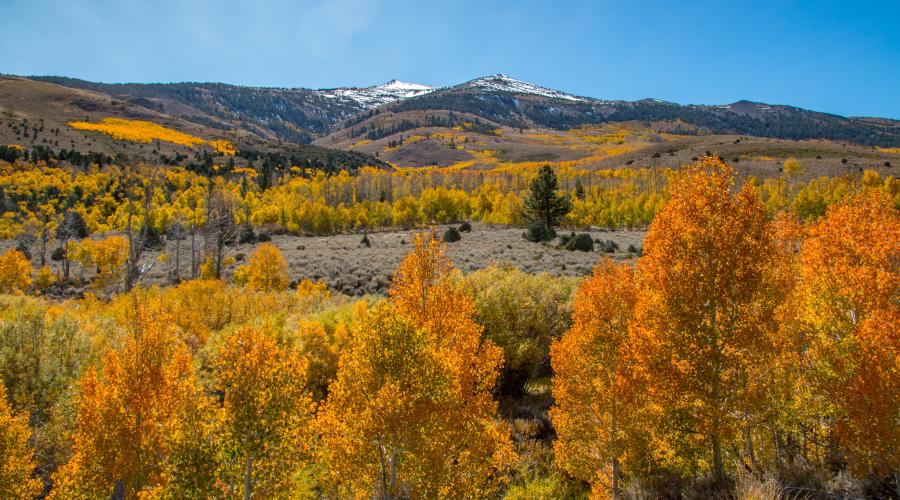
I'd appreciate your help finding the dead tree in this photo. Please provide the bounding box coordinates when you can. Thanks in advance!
[55,210,88,281]
[123,166,158,291]
[203,183,237,279]
[167,221,186,282]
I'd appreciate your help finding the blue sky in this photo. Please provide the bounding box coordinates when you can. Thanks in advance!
[1,0,898,118]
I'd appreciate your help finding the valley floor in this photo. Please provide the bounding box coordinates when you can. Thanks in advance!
[1,223,646,297]
[167,224,646,296]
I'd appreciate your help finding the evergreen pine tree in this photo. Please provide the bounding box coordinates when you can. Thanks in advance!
[522,165,572,238]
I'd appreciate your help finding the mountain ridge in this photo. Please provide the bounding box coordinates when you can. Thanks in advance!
[19,74,900,147]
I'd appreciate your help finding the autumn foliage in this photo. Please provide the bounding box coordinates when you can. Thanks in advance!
[244,242,289,291]
[213,326,316,498]
[0,383,42,498]
[49,296,197,498]
[68,118,206,147]
[796,190,899,475]
[0,249,32,294]
[550,258,638,497]
[632,158,780,479]
[0,156,897,497]
[319,233,516,497]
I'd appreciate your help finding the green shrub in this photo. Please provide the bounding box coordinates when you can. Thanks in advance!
[523,220,556,242]
[443,226,461,242]
[465,266,577,396]
[256,232,271,242]
[139,223,165,250]
[238,225,256,244]
[602,239,619,253]
[51,246,65,262]
[459,221,472,232]
[560,232,593,252]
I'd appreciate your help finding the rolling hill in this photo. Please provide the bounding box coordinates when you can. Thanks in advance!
[0,76,388,171]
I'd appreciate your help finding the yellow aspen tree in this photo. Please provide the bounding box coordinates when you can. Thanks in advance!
[0,382,43,498]
[632,158,779,480]
[213,326,316,499]
[0,249,32,294]
[72,236,129,291]
[245,242,289,291]
[798,191,899,477]
[319,233,515,498]
[49,297,198,498]
[550,259,639,498]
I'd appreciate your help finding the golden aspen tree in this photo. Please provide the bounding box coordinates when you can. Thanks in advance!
[245,242,289,291]
[0,249,32,294]
[72,236,129,291]
[319,233,515,498]
[761,213,824,468]
[35,265,55,291]
[49,297,198,498]
[798,191,899,477]
[213,326,316,499]
[632,158,779,480]
[0,382,43,498]
[550,259,639,498]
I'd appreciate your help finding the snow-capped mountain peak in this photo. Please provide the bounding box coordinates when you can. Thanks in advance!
[375,79,432,94]
[462,74,586,102]
[321,79,433,110]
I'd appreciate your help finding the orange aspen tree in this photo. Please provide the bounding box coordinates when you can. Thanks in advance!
[761,213,822,468]
[213,326,316,499]
[550,258,639,498]
[245,242,289,291]
[632,158,779,480]
[49,296,198,498]
[0,382,43,498]
[797,191,899,478]
[319,233,515,498]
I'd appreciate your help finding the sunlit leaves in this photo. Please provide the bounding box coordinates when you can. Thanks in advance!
[319,233,515,497]
[244,242,289,291]
[796,191,899,474]
[0,249,32,294]
[213,326,316,498]
[550,258,639,497]
[630,157,780,478]
[49,295,199,498]
[0,382,42,498]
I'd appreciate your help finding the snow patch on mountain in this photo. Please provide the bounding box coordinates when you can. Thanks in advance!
[462,74,587,102]
[321,79,433,109]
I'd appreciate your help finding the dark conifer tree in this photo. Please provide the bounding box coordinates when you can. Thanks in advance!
[522,165,572,237]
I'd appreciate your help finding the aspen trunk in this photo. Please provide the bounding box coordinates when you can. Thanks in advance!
[243,454,253,500]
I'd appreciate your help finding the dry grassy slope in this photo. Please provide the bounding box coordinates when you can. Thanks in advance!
[0,76,258,160]
[318,110,899,179]
[0,77,392,170]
